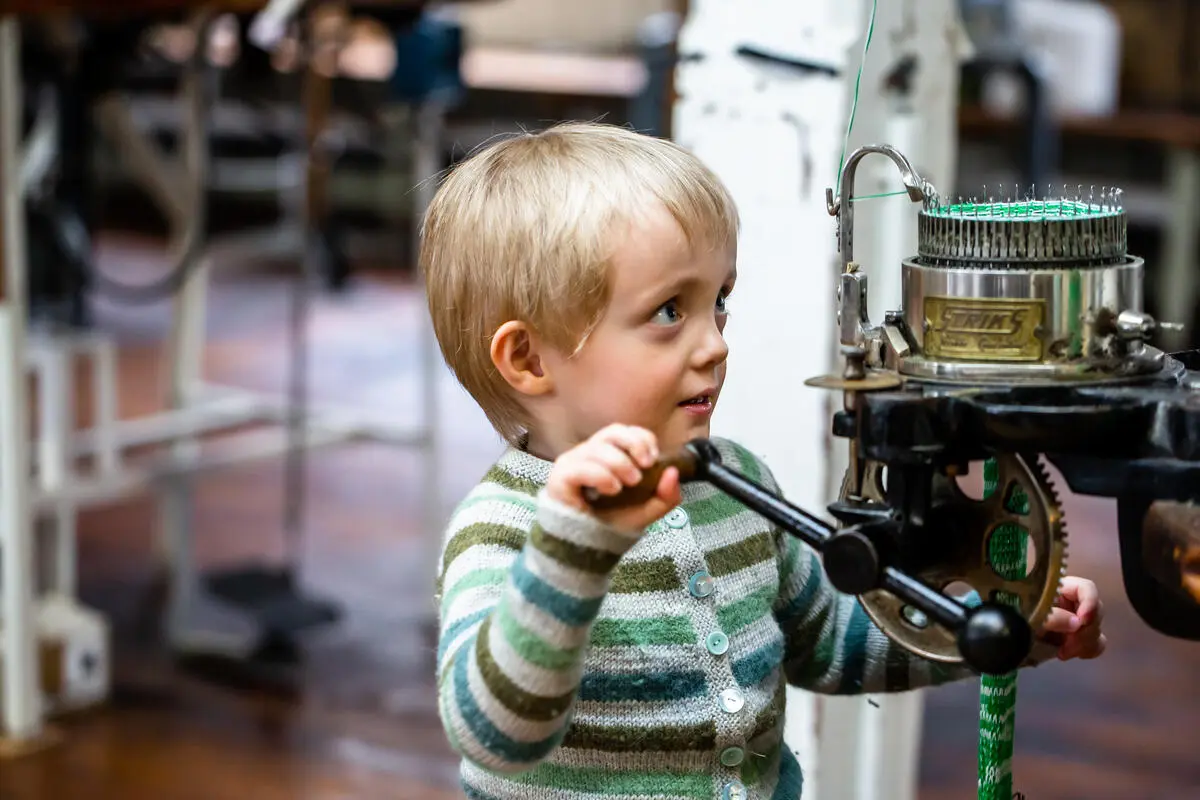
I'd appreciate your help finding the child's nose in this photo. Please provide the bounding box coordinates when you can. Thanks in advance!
[696,325,729,366]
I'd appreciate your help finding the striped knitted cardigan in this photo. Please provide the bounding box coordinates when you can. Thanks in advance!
[435,437,977,800]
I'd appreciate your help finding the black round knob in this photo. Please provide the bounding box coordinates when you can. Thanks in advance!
[957,603,1033,675]
[822,529,881,595]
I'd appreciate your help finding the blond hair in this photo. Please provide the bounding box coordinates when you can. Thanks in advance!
[419,122,739,445]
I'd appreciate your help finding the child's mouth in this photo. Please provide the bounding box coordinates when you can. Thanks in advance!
[679,394,715,413]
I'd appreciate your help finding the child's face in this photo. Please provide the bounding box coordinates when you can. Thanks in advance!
[536,204,735,457]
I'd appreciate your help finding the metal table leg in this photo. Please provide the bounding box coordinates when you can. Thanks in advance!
[412,99,444,611]
[157,11,263,659]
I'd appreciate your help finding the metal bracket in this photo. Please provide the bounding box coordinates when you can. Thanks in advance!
[826,144,937,350]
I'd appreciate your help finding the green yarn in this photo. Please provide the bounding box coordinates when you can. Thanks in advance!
[978,458,1029,799]
[925,199,1120,219]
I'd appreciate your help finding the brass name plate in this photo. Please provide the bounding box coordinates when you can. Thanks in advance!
[924,296,1045,362]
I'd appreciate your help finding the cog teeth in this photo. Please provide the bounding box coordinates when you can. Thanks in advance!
[1029,455,1070,628]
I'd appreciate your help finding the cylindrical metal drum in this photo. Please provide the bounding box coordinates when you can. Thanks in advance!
[896,197,1154,383]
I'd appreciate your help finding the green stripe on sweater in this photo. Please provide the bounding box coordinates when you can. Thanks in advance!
[751,677,787,740]
[717,585,776,635]
[457,490,537,518]
[504,763,713,798]
[609,558,680,593]
[563,719,716,752]
[442,568,508,611]
[776,535,802,590]
[483,465,542,496]
[531,525,623,574]
[785,599,837,684]
[494,602,579,672]
[686,491,747,527]
[590,616,696,647]
[707,532,775,577]
[884,634,913,691]
[475,618,575,721]
[726,441,764,484]
[443,522,526,575]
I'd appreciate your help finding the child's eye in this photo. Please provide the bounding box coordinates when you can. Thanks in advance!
[716,289,731,314]
[652,300,682,326]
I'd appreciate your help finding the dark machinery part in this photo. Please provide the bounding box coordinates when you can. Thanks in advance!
[593,144,1200,675]
[812,143,1200,648]
[586,440,1036,676]
[841,374,1200,642]
[1141,500,1200,607]
[849,452,1065,666]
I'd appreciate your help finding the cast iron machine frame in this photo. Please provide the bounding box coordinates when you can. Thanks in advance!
[589,144,1200,676]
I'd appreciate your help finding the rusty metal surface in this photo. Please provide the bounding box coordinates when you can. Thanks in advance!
[1143,500,1200,604]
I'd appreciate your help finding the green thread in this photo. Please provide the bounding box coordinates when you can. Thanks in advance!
[850,190,909,202]
[926,199,1120,219]
[836,0,878,185]
[978,459,1029,800]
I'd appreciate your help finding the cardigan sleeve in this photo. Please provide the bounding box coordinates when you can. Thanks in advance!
[770,531,982,693]
[434,484,637,774]
[718,440,982,693]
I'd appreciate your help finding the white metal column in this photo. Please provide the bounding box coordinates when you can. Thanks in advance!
[0,17,42,747]
[413,100,447,613]
[1158,147,1200,352]
[673,1,968,798]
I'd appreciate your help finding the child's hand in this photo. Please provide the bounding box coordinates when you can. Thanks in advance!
[1035,576,1107,661]
[546,424,682,534]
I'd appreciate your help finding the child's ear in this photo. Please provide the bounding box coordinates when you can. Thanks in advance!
[490,321,553,396]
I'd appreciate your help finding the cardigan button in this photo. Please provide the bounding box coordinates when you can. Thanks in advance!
[722,781,747,800]
[688,571,715,598]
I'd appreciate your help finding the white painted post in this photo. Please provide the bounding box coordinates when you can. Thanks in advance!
[413,101,447,614]
[34,339,77,599]
[673,1,968,798]
[0,17,43,744]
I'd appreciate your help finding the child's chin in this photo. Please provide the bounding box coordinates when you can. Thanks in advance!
[677,418,712,442]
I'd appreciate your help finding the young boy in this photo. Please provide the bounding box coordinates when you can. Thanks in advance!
[422,122,1106,800]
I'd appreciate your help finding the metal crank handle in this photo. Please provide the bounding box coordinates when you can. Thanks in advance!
[583,439,1033,674]
[583,440,834,551]
[877,566,1033,675]
[582,448,703,509]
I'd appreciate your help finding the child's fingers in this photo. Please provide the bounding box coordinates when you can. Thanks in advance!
[588,440,644,486]
[1056,577,1102,624]
[655,467,681,504]
[595,424,658,469]
[1040,606,1082,635]
[629,468,682,523]
[566,460,625,497]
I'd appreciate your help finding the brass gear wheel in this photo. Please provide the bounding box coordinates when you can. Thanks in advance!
[843,453,1068,665]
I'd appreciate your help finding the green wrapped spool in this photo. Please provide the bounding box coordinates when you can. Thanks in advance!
[978,458,1030,799]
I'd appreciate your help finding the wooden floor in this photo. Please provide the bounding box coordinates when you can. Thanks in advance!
[2,235,1199,799]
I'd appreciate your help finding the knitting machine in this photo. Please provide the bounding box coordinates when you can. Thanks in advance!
[589,144,1200,676]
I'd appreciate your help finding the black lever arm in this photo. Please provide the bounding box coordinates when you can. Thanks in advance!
[584,438,1033,675]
